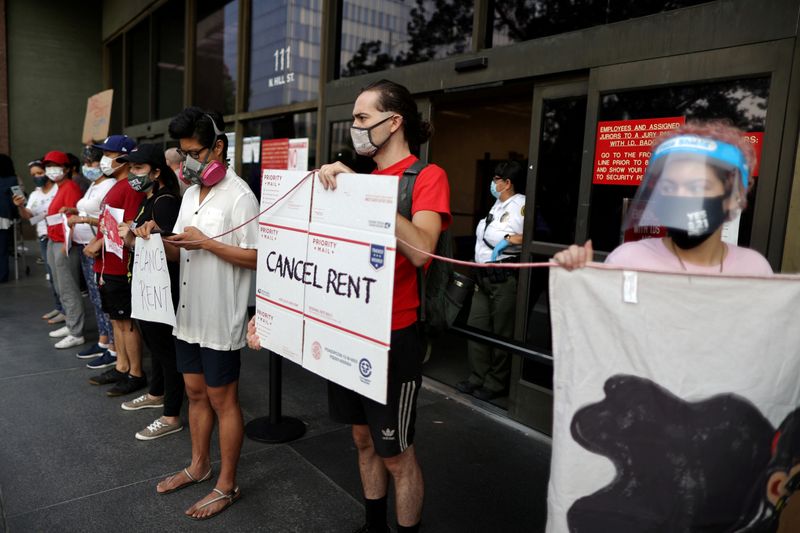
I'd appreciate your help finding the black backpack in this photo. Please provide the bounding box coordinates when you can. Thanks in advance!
[397,160,473,337]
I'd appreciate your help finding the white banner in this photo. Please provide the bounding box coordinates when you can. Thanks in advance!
[130,234,176,327]
[547,267,800,532]
[256,170,397,404]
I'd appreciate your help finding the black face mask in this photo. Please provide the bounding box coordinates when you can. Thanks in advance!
[654,194,727,250]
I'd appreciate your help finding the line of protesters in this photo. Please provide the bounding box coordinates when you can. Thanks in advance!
[7,76,775,529]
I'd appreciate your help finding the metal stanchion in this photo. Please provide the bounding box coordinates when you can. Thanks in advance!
[245,350,306,443]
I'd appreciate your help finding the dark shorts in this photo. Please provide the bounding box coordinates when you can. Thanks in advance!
[98,273,132,320]
[328,324,424,458]
[175,339,241,388]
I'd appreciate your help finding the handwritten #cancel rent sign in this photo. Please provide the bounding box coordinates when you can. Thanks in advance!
[130,234,176,327]
[255,170,397,404]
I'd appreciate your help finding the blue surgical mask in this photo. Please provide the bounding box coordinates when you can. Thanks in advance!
[490,180,501,199]
[33,175,47,187]
[82,165,103,182]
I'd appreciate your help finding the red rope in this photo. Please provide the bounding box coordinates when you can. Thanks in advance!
[167,170,316,246]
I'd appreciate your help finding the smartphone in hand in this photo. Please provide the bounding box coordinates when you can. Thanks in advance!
[10,185,23,198]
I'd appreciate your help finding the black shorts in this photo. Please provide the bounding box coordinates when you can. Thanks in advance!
[175,339,241,387]
[328,324,424,458]
[98,273,132,320]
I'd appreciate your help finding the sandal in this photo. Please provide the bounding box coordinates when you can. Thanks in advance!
[157,467,213,495]
[188,487,241,521]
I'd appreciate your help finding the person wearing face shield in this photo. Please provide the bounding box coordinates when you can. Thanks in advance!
[456,160,526,402]
[82,135,149,397]
[58,146,117,363]
[114,143,185,442]
[295,79,450,533]
[13,160,63,317]
[137,108,258,520]
[554,121,772,275]
[42,150,86,348]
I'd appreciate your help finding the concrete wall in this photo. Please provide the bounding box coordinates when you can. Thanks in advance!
[7,0,103,187]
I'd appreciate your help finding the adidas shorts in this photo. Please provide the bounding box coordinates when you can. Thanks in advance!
[328,323,424,458]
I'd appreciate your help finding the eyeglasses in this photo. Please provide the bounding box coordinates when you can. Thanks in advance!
[175,147,206,160]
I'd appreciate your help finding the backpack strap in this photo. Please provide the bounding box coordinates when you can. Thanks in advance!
[397,159,426,221]
[396,159,428,323]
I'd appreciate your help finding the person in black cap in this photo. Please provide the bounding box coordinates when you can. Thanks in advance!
[117,143,185,441]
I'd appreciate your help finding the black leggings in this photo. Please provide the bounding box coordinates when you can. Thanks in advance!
[139,320,184,417]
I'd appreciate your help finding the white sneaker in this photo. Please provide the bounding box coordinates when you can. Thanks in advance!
[49,326,70,338]
[54,335,85,349]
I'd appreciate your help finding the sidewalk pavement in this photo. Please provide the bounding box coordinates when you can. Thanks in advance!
[0,251,551,532]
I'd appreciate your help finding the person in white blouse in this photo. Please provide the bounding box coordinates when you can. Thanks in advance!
[13,159,63,321]
[62,146,117,362]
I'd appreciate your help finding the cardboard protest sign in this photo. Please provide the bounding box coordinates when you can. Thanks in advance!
[256,170,397,404]
[547,267,800,532]
[101,205,125,259]
[61,214,71,254]
[81,89,113,144]
[130,234,176,327]
[301,174,397,404]
[255,170,313,364]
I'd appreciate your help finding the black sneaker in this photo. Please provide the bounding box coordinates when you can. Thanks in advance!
[106,374,148,397]
[472,386,508,401]
[89,368,127,386]
[455,380,479,394]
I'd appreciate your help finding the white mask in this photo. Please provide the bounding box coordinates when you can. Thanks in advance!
[45,166,65,181]
[99,155,117,176]
[350,114,396,157]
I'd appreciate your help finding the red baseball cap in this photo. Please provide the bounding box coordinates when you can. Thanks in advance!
[42,150,69,166]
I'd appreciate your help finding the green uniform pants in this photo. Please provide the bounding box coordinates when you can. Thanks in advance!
[466,274,517,392]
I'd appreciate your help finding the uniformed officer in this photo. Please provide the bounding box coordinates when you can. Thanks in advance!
[457,160,526,401]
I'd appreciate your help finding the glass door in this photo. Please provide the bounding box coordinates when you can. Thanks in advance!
[508,80,589,432]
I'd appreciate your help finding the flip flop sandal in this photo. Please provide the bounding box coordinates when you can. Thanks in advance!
[157,467,213,495]
[188,487,241,521]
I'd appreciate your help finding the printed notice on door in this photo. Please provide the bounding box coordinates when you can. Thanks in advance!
[593,117,685,186]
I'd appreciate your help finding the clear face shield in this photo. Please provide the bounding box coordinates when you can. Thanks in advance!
[622,135,749,248]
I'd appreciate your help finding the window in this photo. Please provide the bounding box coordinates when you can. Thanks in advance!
[241,111,317,195]
[109,0,185,128]
[490,0,714,47]
[588,77,770,252]
[338,0,474,78]
[248,0,321,111]
[126,20,150,126]
[108,36,123,134]
[194,0,239,115]
[153,0,185,120]
[532,96,588,245]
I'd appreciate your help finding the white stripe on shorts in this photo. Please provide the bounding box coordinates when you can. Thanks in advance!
[398,380,416,451]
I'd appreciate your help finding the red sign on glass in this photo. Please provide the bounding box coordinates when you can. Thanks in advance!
[593,117,685,186]
[743,131,764,177]
[261,138,290,171]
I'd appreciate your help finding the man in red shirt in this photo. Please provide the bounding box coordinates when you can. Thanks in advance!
[44,150,86,348]
[316,80,451,533]
[82,135,147,397]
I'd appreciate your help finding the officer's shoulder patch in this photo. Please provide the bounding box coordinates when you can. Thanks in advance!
[521,205,525,216]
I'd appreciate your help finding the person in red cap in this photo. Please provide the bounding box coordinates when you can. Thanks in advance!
[43,150,87,349]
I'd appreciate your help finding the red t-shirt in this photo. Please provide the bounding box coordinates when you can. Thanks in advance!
[46,180,82,242]
[93,179,145,276]
[374,155,451,330]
